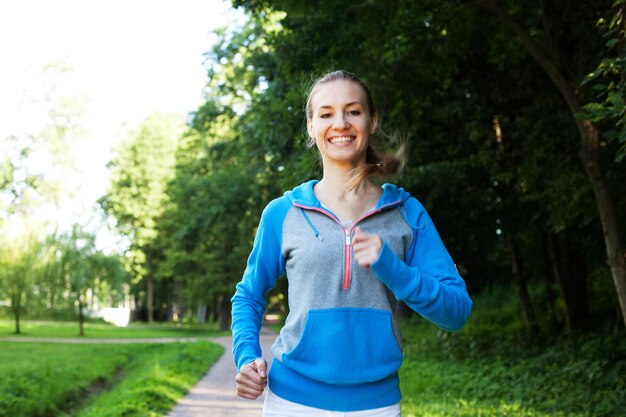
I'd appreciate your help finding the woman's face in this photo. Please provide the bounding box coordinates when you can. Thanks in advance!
[307,79,377,167]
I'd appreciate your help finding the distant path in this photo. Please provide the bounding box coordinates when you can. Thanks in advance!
[167,327,276,417]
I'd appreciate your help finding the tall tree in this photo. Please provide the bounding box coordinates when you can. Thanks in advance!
[475,0,626,329]
[101,113,182,322]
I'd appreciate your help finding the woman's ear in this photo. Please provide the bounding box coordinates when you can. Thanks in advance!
[370,114,379,134]
[307,119,314,138]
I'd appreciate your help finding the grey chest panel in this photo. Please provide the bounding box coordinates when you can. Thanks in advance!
[281,206,413,311]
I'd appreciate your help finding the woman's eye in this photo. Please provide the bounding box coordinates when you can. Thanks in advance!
[320,113,332,119]
[348,110,361,116]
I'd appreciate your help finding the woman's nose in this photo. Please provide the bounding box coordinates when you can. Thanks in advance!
[332,114,350,130]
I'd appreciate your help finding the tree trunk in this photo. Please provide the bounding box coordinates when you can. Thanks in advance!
[176,279,186,321]
[476,0,626,329]
[218,296,231,331]
[78,300,85,336]
[507,235,537,331]
[212,298,219,323]
[563,240,589,329]
[546,236,589,331]
[542,237,559,332]
[146,252,154,323]
[196,303,207,323]
[12,294,21,335]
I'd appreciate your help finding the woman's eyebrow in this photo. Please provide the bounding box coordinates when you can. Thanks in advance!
[317,101,363,110]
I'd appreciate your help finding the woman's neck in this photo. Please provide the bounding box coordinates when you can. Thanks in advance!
[314,167,381,222]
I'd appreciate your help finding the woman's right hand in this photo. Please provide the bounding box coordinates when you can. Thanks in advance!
[235,357,267,400]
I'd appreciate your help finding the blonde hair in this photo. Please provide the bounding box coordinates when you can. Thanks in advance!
[304,70,405,190]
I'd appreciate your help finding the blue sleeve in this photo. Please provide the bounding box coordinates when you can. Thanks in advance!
[231,197,290,371]
[371,198,472,331]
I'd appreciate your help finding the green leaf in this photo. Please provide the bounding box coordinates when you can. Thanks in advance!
[581,72,599,86]
[582,102,607,113]
[606,38,619,48]
[608,92,625,110]
[575,111,605,122]
[609,11,622,29]
[602,130,619,140]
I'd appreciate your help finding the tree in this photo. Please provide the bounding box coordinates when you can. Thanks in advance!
[0,223,44,334]
[101,113,182,322]
[475,0,626,330]
[53,226,127,336]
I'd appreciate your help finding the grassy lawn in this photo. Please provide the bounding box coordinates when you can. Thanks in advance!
[398,315,626,417]
[0,320,227,338]
[0,341,223,417]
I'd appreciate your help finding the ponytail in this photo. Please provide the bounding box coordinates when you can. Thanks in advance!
[346,140,406,190]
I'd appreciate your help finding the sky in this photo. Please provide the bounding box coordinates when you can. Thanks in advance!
[0,0,242,250]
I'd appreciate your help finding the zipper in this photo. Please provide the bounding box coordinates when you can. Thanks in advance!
[294,200,403,290]
[343,228,352,289]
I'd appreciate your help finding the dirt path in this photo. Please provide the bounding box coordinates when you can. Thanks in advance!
[167,327,275,417]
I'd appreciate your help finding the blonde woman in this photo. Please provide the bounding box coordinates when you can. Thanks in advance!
[231,70,472,416]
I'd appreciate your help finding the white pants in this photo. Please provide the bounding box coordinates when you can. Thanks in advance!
[262,389,402,417]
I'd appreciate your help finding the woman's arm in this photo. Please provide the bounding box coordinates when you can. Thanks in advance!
[231,197,290,370]
[369,199,472,331]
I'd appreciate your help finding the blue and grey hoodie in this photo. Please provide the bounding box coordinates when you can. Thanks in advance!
[231,180,472,411]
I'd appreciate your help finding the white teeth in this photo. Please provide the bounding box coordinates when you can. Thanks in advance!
[329,136,355,144]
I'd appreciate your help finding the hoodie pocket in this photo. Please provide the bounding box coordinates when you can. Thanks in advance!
[282,308,403,384]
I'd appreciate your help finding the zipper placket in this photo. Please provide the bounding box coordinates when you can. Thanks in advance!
[294,201,402,290]
[343,228,352,289]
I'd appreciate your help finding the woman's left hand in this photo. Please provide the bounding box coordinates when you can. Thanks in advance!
[352,227,382,268]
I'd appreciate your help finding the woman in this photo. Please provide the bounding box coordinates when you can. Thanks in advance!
[231,70,473,416]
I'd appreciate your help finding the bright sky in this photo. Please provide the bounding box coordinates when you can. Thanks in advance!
[0,0,241,250]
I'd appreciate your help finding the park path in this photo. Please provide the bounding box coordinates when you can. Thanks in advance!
[166,327,276,417]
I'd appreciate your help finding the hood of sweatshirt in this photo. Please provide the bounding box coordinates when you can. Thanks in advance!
[284,180,412,209]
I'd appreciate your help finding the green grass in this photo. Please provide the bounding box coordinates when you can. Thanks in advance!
[75,342,224,417]
[0,320,227,338]
[0,341,223,417]
[398,290,626,417]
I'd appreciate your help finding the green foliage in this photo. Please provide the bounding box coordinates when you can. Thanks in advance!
[44,226,129,334]
[398,291,626,417]
[0,341,223,417]
[102,113,182,245]
[0,224,47,333]
[580,2,626,161]
[101,112,183,320]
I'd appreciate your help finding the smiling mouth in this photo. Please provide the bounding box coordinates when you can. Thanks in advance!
[328,136,356,144]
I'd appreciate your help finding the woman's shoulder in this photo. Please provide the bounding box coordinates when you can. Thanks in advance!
[379,183,430,225]
[262,194,294,217]
[380,183,425,211]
